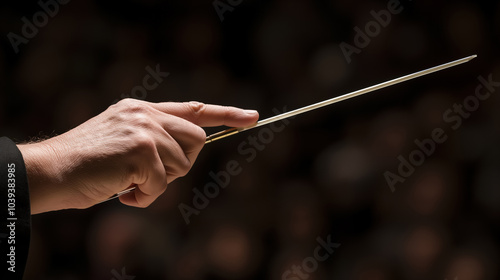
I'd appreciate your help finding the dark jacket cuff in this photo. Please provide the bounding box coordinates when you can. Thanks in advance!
[0,137,31,280]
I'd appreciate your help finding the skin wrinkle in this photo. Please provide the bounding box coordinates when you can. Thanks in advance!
[187,101,206,124]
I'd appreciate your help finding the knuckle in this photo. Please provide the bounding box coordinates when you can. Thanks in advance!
[187,101,206,113]
[116,98,137,107]
[192,125,207,144]
[130,132,155,152]
[185,101,206,120]
[131,114,153,129]
[117,98,146,113]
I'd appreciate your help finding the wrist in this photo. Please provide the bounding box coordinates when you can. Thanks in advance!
[17,138,71,214]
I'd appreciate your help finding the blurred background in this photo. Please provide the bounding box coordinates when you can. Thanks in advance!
[1,0,500,279]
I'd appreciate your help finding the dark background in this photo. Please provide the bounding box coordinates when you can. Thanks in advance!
[1,0,499,279]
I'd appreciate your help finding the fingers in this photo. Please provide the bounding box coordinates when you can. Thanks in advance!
[112,99,259,209]
[143,107,204,164]
[154,129,195,183]
[119,113,204,208]
[152,113,205,168]
[152,109,207,152]
[120,152,168,207]
[149,101,259,127]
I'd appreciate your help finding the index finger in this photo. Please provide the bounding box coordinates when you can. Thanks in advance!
[149,101,259,127]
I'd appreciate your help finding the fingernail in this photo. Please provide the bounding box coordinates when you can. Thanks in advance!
[244,109,258,115]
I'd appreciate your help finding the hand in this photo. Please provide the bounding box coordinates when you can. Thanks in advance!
[18,99,259,214]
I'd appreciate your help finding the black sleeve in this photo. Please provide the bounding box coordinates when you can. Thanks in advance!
[0,137,31,280]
